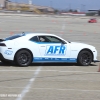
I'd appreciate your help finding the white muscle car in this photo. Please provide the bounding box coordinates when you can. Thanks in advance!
[0,33,99,66]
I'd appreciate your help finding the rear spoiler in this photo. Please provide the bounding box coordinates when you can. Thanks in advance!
[0,39,4,42]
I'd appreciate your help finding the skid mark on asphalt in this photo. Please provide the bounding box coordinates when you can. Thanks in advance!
[59,19,66,37]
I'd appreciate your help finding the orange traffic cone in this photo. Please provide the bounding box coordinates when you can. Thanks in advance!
[61,31,64,34]
[47,29,50,33]
[98,63,100,72]
[70,30,72,32]
[83,33,86,36]
[10,31,14,35]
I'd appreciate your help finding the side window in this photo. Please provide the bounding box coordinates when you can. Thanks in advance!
[38,36,50,42]
[38,36,66,44]
[46,36,66,44]
[30,36,39,42]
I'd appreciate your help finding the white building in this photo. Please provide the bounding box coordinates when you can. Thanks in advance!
[0,0,6,8]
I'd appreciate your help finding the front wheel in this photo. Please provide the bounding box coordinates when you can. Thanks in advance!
[77,50,93,66]
[15,50,32,67]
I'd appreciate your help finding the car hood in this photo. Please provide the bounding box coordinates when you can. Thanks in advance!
[70,42,95,50]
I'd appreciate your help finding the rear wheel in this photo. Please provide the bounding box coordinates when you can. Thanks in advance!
[77,50,93,66]
[15,50,32,67]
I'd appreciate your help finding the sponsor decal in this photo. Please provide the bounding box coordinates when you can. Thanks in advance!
[45,46,66,55]
[33,57,77,62]
[4,50,13,55]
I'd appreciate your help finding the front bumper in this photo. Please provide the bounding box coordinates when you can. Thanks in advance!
[0,53,12,62]
[0,53,5,60]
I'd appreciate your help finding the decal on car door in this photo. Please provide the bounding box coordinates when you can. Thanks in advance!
[45,45,66,55]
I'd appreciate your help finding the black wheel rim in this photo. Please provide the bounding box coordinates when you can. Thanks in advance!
[81,53,92,65]
[18,53,31,65]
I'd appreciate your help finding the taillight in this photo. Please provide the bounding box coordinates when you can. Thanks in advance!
[0,43,6,46]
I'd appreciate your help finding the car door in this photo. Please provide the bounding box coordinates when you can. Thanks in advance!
[29,36,42,61]
[35,35,71,62]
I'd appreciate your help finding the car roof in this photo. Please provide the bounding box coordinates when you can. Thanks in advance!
[18,32,57,37]
[4,32,68,43]
[8,32,59,40]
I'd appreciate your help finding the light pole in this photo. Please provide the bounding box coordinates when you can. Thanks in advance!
[69,3,71,10]
[81,4,86,12]
[29,0,32,5]
[29,0,32,11]
[83,5,86,12]
[50,1,52,8]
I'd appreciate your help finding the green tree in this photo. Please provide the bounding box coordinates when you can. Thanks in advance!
[73,10,78,12]
[68,9,73,12]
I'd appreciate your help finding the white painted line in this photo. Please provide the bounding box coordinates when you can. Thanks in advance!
[0,70,100,74]
[19,88,100,92]
[31,88,100,92]
[0,70,57,72]
[62,24,66,30]
[61,23,66,33]
[16,66,42,100]
[60,19,66,36]
[1,86,100,92]
[59,71,100,74]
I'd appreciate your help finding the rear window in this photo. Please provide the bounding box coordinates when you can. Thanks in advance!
[4,34,24,41]
[30,36,39,42]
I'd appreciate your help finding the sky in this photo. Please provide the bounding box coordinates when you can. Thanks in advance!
[10,0,100,11]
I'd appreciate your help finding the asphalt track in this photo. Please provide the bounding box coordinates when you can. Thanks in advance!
[0,15,100,100]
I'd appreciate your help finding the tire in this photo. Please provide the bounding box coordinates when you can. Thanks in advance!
[15,50,32,67]
[77,50,93,66]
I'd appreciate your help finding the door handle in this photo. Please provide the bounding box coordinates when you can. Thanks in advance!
[41,46,45,47]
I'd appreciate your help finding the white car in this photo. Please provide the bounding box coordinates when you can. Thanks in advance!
[0,33,99,66]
